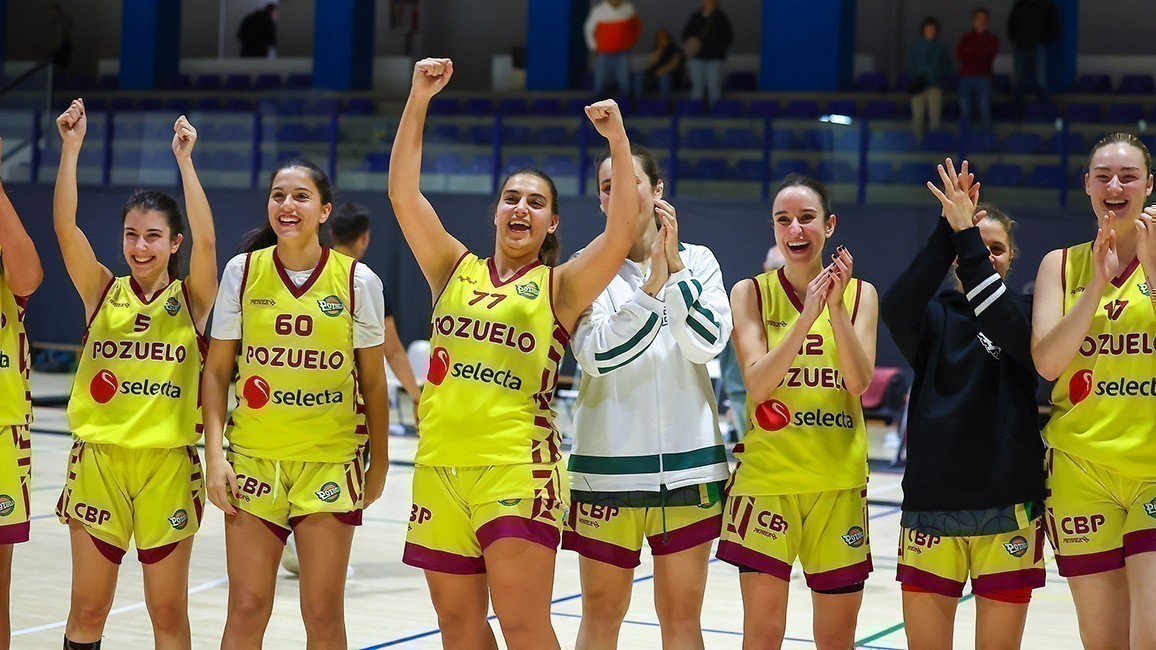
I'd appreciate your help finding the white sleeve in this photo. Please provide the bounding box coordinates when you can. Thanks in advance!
[663,247,733,364]
[571,286,666,377]
[352,263,386,349]
[209,254,246,340]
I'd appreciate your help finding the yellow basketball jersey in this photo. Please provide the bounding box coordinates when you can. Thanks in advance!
[228,246,363,463]
[68,277,204,448]
[730,269,869,496]
[417,253,567,467]
[1045,244,1155,479]
[0,254,31,426]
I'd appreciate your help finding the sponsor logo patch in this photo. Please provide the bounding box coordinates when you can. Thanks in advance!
[498,499,522,506]
[0,494,14,517]
[842,526,866,548]
[317,295,345,317]
[515,281,540,300]
[1003,535,1029,557]
[1144,498,1156,519]
[249,298,277,307]
[315,481,341,503]
[164,296,181,316]
[168,509,189,530]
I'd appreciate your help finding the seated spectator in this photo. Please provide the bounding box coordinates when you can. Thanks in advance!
[634,28,684,99]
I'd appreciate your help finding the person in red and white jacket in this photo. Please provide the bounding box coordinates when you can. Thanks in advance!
[584,0,641,97]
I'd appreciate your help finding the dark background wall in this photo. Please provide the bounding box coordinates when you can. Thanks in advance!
[6,181,1099,370]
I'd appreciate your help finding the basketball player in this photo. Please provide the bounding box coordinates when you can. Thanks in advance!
[564,144,731,648]
[201,157,389,649]
[883,159,1045,648]
[718,174,878,649]
[0,135,43,650]
[389,58,639,649]
[54,100,216,649]
[1031,134,1156,648]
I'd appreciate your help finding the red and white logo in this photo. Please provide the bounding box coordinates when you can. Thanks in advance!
[754,399,791,431]
[1103,299,1128,321]
[90,369,118,404]
[427,347,450,386]
[242,375,271,409]
[1069,369,1093,404]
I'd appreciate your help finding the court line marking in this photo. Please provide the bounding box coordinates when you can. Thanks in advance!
[12,576,229,637]
[361,506,905,649]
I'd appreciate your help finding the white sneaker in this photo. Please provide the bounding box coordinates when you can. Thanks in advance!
[281,537,300,575]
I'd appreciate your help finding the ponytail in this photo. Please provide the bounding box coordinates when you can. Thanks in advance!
[238,224,278,254]
[539,230,561,266]
[239,156,335,254]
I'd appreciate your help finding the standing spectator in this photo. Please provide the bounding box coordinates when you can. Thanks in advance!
[633,28,684,100]
[48,3,73,77]
[956,8,1000,132]
[237,3,278,59]
[908,17,951,139]
[1008,0,1059,110]
[681,0,733,107]
[584,0,642,97]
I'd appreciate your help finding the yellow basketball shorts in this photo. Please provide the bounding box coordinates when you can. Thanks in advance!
[1045,448,1156,577]
[716,486,873,590]
[562,487,724,569]
[56,441,204,564]
[896,518,1046,599]
[403,463,568,575]
[0,425,31,544]
[226,449,365,543]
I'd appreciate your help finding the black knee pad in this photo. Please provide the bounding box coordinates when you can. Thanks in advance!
[812,581,864,595]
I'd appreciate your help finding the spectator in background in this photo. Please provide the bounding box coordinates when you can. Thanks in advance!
[1008,0,1059,110]
[238,3,278,58]
[633,28,684,100]
[908,17,951,140]
[956,8,999,132]
[585,0,642,97]
[682,0,733,107]
[48,3,73,77]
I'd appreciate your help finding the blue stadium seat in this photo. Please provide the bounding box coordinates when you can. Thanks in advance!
[684,128,717,149]
[693,158,730,180]
[1023,102,1059,122]
[501,125,534,145]
[276,124,309,142]
[862,100,899,120]
[286,74,312,89]
[770,128,794,149]
[675,99,706,117]
[1066,103,1100,123]
[1070,168,1088,189]
[254,74,281,90]
[138,98,164,111]
[1026,164,1064,188]
[224,74,251,90]
[215,123,253,141]
[163,98,192,113]
[815,160,855,183]
[1003,132,1041,154]
[711,99,744,117]
[277,98,307,115]
[428,124,461,143]
[897,162,930,184]
[1105,103,1143,124]
[192,74,221,90]
[963,131,999,154]
[468,125,495,145]
[428,98,459,115]
[498,98,529,116]
[535,126,570,146]
[461,98,494,116]
[565,97,590,117]
[1047,132,1085,154]
[502,154,537,174]
[225,98,253,112]
[825,100,857,117]
[644,127,674,149]
[801,130,833,150]
[311,98,340,115]
[984,163,1024,186]
[873,130,916,152]
[853,73,889,92]
[360,152,389,172]
[344,98,376,115]
[733,159,767,181]
[772,159,810,178]
[722,127,760,149]
[530,98,563,116]
[1074,74,1110,94]
[425,152,465,173]
[113,150,142,167]
[748,100,779,119]
[635,98,671,116]
[541,155,579,176]
[785,100,820,119]
[867,161,894,184]
[834,130,861,153]
[921,130,958,153]
[1117,74,1154,94]
[111,97,137,111]
[193,98,223,112]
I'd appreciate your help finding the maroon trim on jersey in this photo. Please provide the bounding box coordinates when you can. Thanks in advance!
[648,514,723,556]
[1053,547,1123,577]
[1059,248,1068,306]
[1124,529,1156,557]
[562,529,642,569]
[850,278,863,324]
[239,252,253,306]
[0,521,29,544]
[402,542,487,574]
[273,246,330,298]
[805,555,873,591]
[776,268,804,314]
[138,541,181,565]
[129,275,176,305]
[81,278,118,345]
[750,277,763,320]
[896,564,965,598]
[716,539,792,582]
[432,250,471,310]
[1112,255,1140,288]
[547,265,571,340]
[250,515,291,544]
[348,258,358,323]
[477,515,560,551]
[86,532,127,565]
[971,567,1047,595]
[487,257,541,288]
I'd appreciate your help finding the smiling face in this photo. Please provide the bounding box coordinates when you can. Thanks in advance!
[267,167,331,244]
[598,155,661,241]
[494,172,558,261]
[978,218,1013,278]
[772,185,834,267]
[123,209,181,280]
[1085,142,1154,224]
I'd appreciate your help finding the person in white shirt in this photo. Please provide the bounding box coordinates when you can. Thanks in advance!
[564,145,732,649]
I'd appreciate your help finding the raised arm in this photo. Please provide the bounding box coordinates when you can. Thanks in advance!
[1031,224,1115,380]
[54,98,112,316]
[732,271,832,405]
[554,100,638,329]
[172,115,217,331]
[387,58,467,298]
[0,138,42,297]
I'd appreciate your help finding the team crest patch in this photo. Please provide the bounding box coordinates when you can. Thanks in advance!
[315,481,342,503]
[1144,498,1156,519]
[515,281,540,300]
[164,296,181,316]
[317,295,345,317]
[498,499,522,507]
[0,494,14,517]
[168,509,188,530]
[841,526,865,548]
[1003,535,1029,557]
[1140,283,1150,297]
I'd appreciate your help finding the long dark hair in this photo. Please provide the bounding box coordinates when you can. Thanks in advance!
[121,190,184,279]
[497,168,562,266]
[326,202,371,247]
[775,173,833,219]
[594,144,663,228]
[239,157,334,253]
